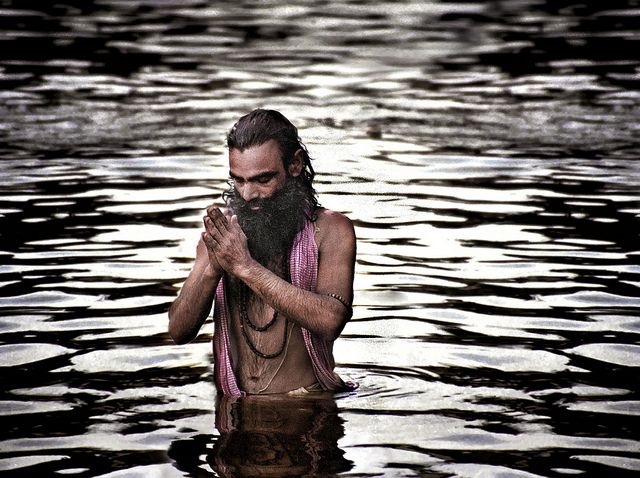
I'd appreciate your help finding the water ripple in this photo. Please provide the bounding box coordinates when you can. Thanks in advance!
[1,1,639,476]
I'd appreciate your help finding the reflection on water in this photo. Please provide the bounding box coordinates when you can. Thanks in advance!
[1,0,639,477]
[170,394,352,477]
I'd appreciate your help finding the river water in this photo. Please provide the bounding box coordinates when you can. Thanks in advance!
[1,1,639,477]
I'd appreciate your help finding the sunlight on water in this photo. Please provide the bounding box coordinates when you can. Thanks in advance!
[1,0,639,476]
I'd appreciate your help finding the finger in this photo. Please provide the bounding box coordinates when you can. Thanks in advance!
[206,204,222,216]
[203,216,216,234]
[229,214,242,232]
[209,207,229,232]
[207,206,225,221]
[230,215,248,237]
[203,218,219,241]
[204,213,229,241]
[202,231,219,250]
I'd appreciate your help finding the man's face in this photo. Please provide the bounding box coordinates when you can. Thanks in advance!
[226,140,308,265]
[228,139,291,206]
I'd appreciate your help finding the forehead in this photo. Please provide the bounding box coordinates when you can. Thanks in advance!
[228,140,284,175]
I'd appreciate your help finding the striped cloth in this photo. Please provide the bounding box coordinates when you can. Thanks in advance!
[212,216,357,396]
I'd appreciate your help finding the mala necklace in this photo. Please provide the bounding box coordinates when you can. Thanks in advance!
[237,256,291,359]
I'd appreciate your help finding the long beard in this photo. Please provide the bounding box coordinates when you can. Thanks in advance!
[224,178,312,266]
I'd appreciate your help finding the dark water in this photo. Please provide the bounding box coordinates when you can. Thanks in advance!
[1,1,639,477]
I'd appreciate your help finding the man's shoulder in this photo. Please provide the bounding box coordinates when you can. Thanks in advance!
[314,208,355,246]
[315,207,353,227]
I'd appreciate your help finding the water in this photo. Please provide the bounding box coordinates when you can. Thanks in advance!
[1,0,639,476]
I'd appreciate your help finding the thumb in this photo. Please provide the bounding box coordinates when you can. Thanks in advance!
[230,215,247,238]
[230,215,242,231]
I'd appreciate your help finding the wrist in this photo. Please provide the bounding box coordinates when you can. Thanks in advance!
[232,257,259,282]
[203,263,222,282]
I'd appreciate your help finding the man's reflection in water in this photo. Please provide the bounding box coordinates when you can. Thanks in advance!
[169,393,353,477]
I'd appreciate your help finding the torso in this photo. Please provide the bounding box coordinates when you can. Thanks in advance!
[226,210,330,394]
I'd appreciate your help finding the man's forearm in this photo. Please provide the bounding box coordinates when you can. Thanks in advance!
[235,261,350,341]
[168,265,221,344]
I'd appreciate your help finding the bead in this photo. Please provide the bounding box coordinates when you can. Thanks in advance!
[327,293,351,309]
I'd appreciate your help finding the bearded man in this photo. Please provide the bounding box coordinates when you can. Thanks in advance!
[168,109,357,396]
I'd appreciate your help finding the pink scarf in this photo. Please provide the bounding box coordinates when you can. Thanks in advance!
[212,217,357,396]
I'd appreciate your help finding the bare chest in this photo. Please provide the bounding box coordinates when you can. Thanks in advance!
[227,279,315,394]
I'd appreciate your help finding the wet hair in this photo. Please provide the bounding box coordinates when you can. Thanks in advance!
[226,109,318,210]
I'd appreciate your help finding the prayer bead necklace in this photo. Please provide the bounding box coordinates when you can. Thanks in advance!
[238,283,278,332]
[239,315,289,359]
[237,256,290,359]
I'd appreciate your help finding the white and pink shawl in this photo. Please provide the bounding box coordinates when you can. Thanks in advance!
[212,217,356,396]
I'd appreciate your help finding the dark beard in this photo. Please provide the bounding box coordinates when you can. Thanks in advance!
[224,178,313,267]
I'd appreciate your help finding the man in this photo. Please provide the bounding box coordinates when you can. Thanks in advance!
[168,109,357,396]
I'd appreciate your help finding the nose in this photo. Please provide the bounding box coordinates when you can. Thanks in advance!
[239,183,259,202]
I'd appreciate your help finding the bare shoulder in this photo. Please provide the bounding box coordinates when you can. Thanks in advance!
[316,208,354,230]
[314,208,356,249]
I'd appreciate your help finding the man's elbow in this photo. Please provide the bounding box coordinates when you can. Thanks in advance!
[322,311,350,342]
[169,328,195,345]
[168,310,196,345]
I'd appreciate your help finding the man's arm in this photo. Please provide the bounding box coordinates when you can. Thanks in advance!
[204,208,356,342]
[168,228,223,344]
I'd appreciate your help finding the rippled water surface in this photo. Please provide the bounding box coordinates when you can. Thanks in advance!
[1,1,639,477]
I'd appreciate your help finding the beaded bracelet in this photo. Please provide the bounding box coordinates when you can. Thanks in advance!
[327,293,351,310]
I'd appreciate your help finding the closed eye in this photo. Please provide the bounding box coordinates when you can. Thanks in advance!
[256,174,276,184]
[229,171,278,185]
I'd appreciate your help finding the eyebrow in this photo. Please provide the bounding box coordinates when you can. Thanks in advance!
[229,170,279,182]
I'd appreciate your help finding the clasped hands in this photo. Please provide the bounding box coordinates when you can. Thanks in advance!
[202,206,252,276]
